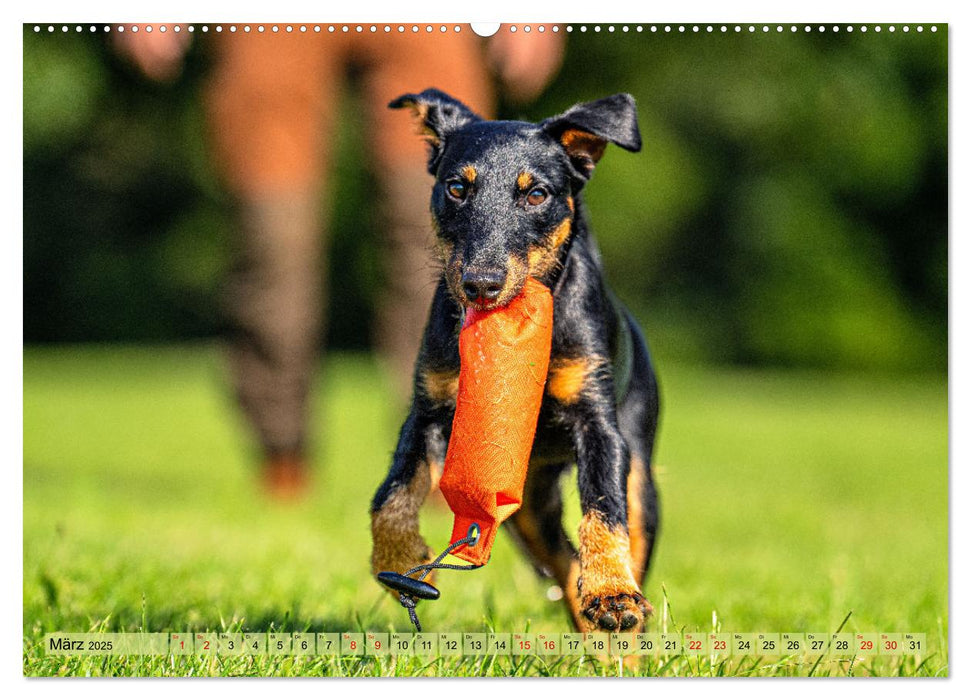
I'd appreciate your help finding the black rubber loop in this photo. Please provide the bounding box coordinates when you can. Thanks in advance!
[381,523,482,632]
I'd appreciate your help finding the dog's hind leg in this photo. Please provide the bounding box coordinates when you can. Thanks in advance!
[505,462,583,628]
[616,316,661,586]
[625,452,659,584]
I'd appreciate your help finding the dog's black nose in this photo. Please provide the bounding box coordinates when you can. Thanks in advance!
[461,269,505,303]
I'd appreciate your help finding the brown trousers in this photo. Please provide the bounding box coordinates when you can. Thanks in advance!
[205,30,493,457]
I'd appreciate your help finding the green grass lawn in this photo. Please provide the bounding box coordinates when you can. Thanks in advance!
[22,345,948,677]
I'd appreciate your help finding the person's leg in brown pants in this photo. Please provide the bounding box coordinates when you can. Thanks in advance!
[205,33,349,496]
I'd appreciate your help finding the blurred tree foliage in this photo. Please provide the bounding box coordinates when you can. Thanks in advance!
[23,26,946,371]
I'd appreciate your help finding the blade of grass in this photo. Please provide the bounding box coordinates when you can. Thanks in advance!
[808,609,852,677]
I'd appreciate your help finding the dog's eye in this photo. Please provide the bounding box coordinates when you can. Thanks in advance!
[446,180,467,201]
[526,187,548,206]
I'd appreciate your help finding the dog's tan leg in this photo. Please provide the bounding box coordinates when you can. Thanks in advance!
[627,455,652,583]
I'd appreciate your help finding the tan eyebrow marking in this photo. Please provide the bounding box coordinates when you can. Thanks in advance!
[517,172,534,190]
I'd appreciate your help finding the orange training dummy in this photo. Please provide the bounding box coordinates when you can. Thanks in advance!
[438,276,554,566]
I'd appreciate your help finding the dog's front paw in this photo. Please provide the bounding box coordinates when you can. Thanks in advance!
[370,523,436,599]
[576,512,653,631]
[580,590,653,631]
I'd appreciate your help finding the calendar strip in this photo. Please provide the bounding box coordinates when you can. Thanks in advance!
[42,632,929,657]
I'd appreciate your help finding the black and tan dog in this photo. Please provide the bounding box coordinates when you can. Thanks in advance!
[370,89,660,632]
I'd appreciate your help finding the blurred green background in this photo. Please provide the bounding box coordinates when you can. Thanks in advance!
[23,25,947,372]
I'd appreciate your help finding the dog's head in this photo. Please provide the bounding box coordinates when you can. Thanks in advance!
[390,89,641,311]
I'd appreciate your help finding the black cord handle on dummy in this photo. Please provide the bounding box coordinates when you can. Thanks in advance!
[376,523,482,632]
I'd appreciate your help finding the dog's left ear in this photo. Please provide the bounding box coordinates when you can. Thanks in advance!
[542,93,642,179]
[389,88,482,174]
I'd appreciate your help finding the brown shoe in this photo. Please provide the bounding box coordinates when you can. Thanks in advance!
[262,454,309,500]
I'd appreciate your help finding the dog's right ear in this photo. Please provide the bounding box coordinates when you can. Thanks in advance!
[389,88,482,174]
